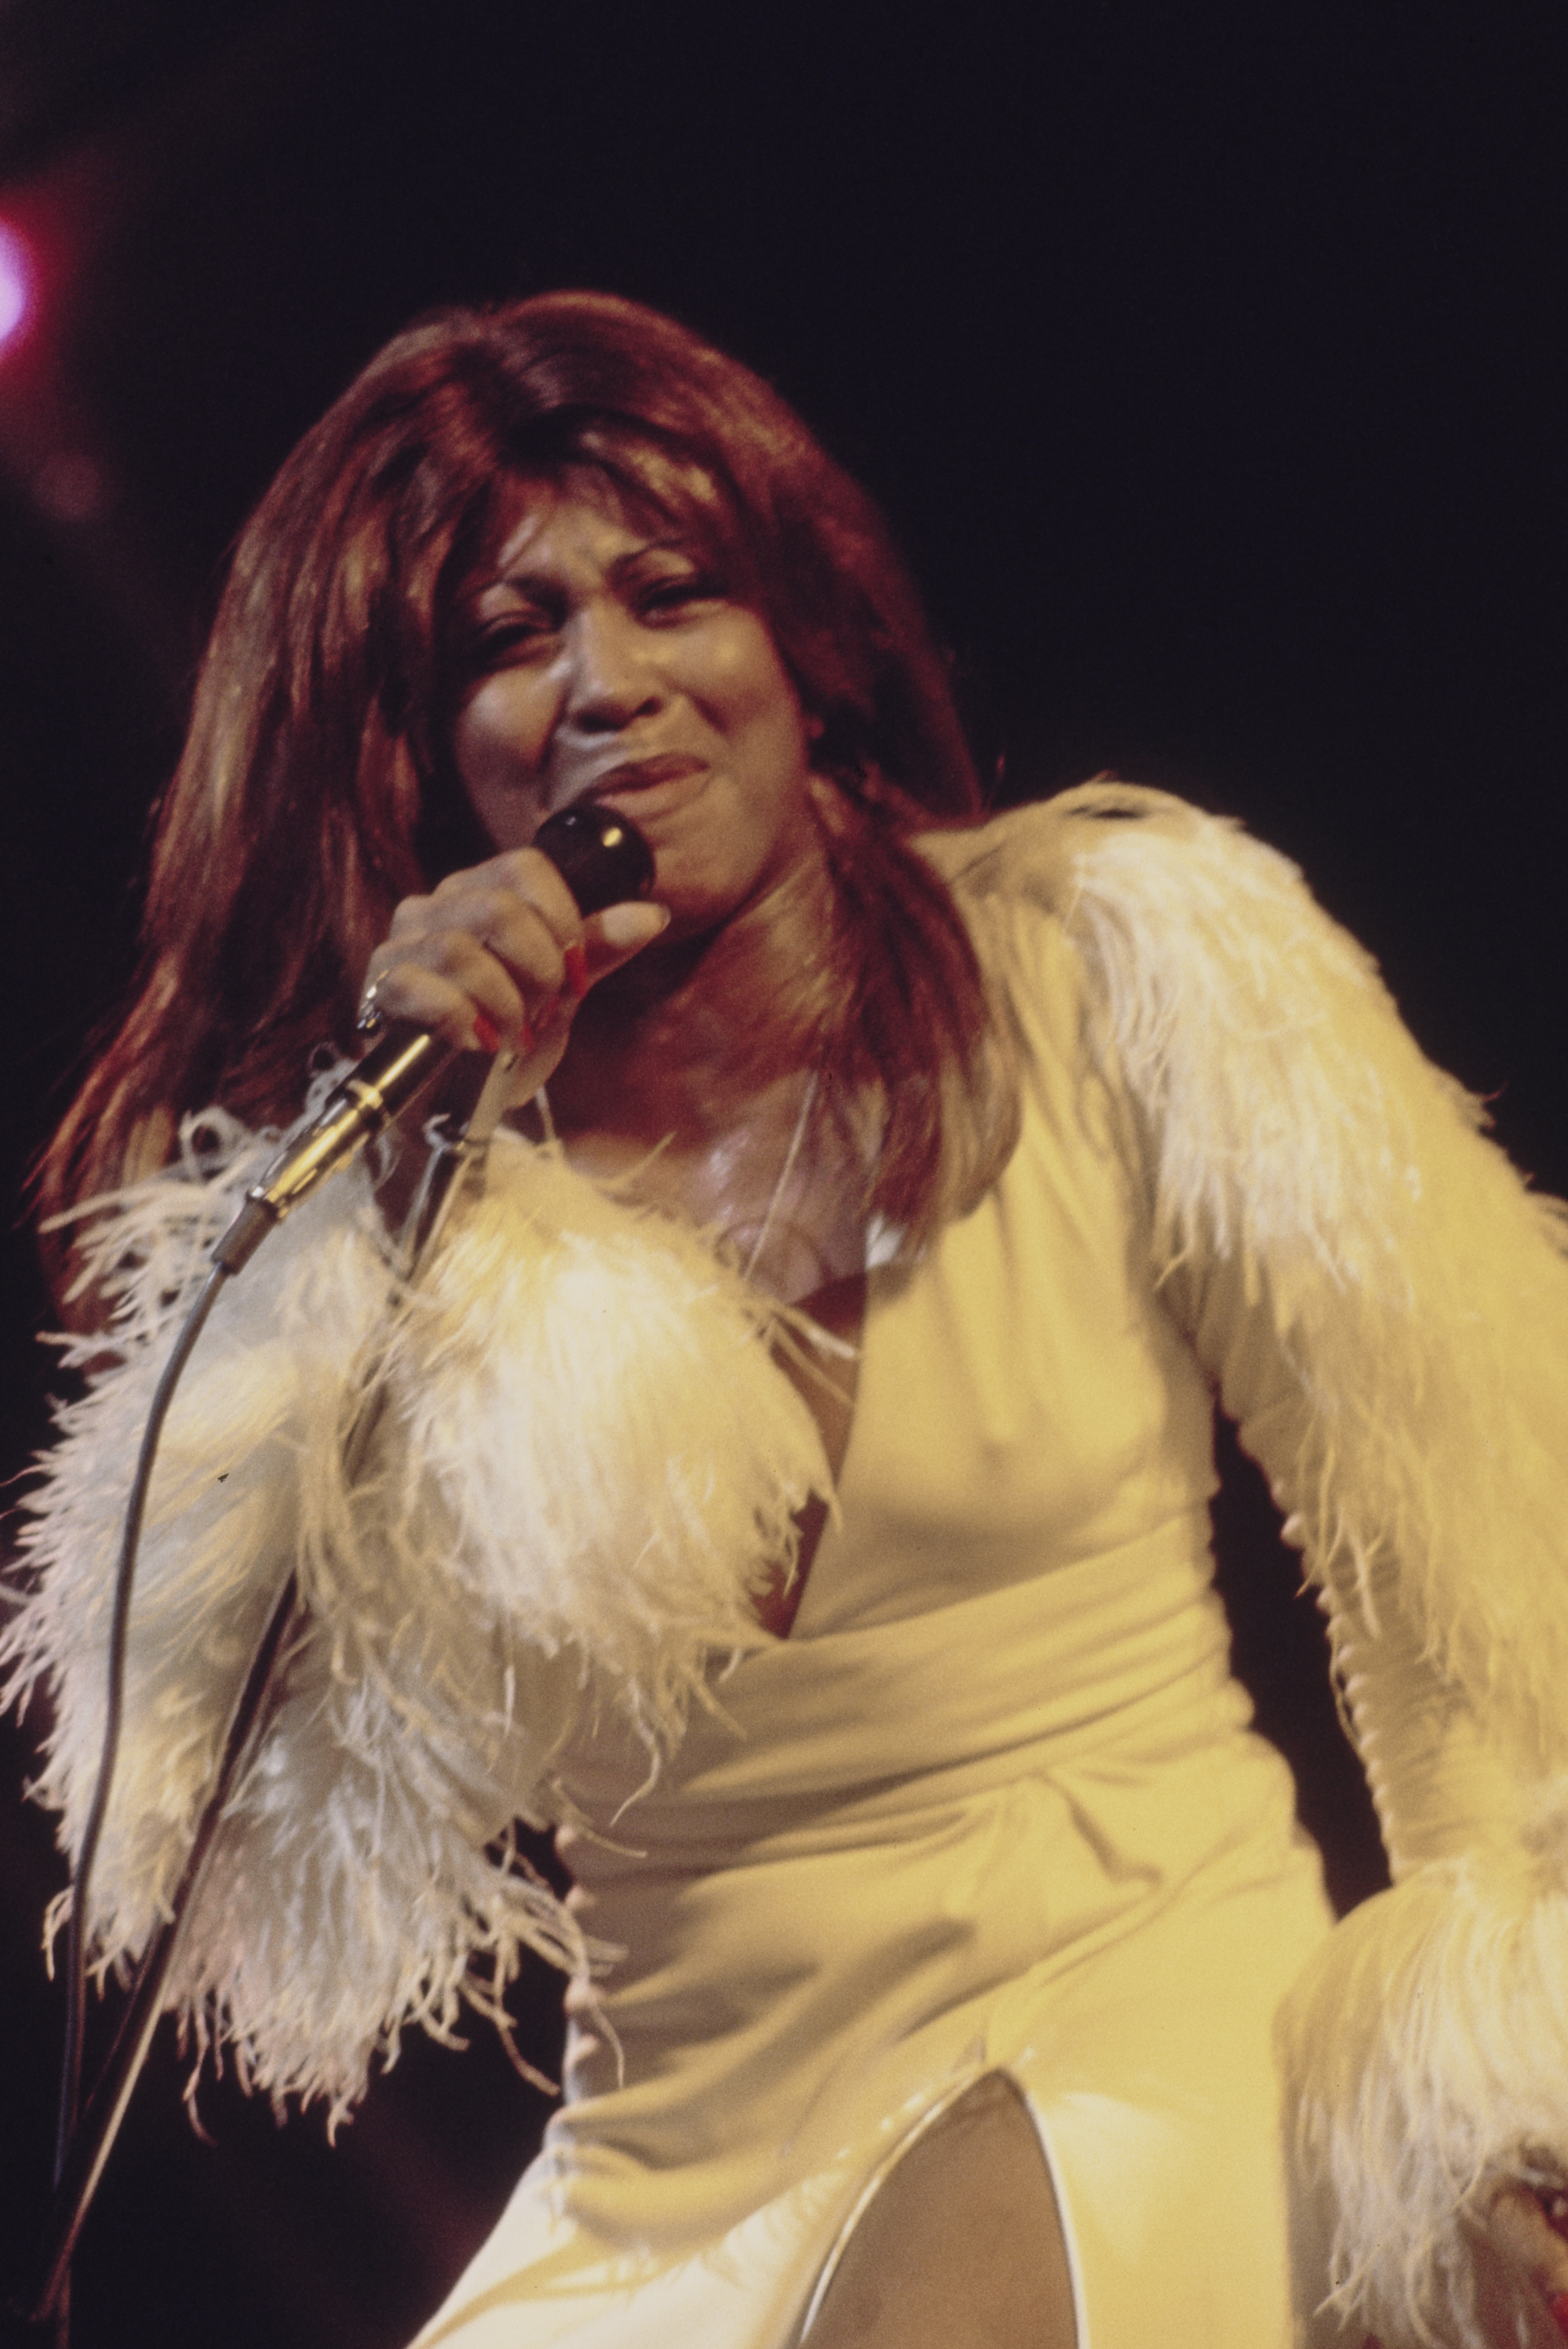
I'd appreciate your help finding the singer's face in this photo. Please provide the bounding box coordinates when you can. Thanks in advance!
[449,485,820,934]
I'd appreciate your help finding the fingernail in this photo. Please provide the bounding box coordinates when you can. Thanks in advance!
[1548,2292,1568,2338]
[472,1009,501,1054]
[598,902,671,947]
[564,942,589,998]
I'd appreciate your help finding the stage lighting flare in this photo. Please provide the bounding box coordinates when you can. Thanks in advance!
[0,221,30,350]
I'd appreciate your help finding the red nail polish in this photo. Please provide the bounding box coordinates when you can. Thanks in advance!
[472,1010,501,1054]
[1548,2291,1568,2338]
[564,942,588,998]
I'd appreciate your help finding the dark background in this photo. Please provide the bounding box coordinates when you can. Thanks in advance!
[0,3,1562,2343]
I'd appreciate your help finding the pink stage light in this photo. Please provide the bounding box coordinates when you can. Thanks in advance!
[0,221,33,351]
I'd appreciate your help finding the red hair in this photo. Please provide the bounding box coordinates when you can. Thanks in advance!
[39,292,1017,1269]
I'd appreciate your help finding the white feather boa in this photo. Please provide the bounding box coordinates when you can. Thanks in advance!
[2,1115,831,2125]
[950,783,1568,2347]
[954,784,1568,1782]
[1279,1809,1568,2346]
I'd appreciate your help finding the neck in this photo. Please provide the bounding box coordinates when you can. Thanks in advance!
[547,851,838,1147]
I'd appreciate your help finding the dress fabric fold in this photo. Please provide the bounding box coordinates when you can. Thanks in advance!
[410,799,1338,2349]
[16,786,1568,2348]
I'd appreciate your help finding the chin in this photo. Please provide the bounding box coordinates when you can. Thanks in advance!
[642,853,756,935]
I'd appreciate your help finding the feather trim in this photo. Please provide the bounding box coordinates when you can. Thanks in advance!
[940,783,1568,2339]
[1277,1790,1568,2347]
[3,1112,831,2123]
[971,783,1568,1783]
[1037,784,1568,2342]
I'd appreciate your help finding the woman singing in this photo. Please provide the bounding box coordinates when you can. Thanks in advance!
[10,291,1568,2348]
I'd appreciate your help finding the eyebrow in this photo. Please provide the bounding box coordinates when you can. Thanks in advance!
[481,536,700,598]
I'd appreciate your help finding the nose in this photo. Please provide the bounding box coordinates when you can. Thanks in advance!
[562,600,666,736]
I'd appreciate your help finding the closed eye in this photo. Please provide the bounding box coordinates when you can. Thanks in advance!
[467,610,561,667]
[634,572,725,620]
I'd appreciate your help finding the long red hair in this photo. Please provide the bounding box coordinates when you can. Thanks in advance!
[39,292,1017,1271]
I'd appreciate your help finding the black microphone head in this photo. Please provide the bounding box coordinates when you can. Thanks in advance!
[532,804,656,915]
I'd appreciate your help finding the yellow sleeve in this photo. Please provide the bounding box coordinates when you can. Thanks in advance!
[981,781,1568,2348]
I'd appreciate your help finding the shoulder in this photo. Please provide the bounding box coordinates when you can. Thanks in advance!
[917,781,1379,1010]
[915,778,1306,921]
[912,778,1168,904]
[918,783,1447,1268]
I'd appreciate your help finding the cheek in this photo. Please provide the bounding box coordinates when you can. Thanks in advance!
[696,620,810,769]
[451,678,552,846]
[722,621,798,717]
[453,672,553,777]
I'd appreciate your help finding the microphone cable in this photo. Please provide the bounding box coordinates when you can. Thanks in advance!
[27,799,655,2341]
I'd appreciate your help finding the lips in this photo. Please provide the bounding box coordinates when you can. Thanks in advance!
[588,753,707,794]
[576,753,711,830]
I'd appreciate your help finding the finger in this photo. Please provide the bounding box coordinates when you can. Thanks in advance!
[1491,2186,1568,2288]
[491,845,586,933]
[428,848,585,957]
[394,883,575,999]
[378,924,529,1014]
[1488,2186,1568,2337]
[577,900,672,984]
[359,954,519,1056]
[469,899,670,1084]
[369,877,668,1065]
[366,918,551,1051]
[387,885,598,1045]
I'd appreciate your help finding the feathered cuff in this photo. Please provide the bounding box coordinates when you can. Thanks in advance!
[1278,1791,1568,2347]
[940,784,1568,2334]
[2,1112,832,2123]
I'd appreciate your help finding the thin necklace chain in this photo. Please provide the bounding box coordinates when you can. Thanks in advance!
[530,1066,821,1286]
[742,1066,821,1284]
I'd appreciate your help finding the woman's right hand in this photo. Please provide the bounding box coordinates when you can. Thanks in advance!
[361,844,670,1093]
[1361,2188,1568,2347]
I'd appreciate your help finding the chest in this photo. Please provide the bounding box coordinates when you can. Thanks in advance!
[785,1050,1218,1638]
[542,1085,868,1307]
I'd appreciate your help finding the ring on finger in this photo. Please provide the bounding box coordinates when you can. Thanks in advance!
[356,975,389,1039]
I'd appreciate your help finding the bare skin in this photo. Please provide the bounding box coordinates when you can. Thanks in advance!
[800,2073,1076,2349]
[1471,2186,1568,2344]
[365,483,1568,2344]
[1354,2189,1568,2346]
[364,487,861,1304]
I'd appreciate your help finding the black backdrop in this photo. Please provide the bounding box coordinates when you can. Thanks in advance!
[0,5,1563,2343]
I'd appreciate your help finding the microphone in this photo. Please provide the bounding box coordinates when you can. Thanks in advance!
[212,804,654,1273]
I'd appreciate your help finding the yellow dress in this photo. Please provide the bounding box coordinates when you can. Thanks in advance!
[16,787,1568,2349]
[409,819,1336,2347]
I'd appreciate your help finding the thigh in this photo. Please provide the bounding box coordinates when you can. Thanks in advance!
[799,2071,1077,2349]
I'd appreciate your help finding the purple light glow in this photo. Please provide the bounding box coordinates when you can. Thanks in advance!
[0,222,32,350]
